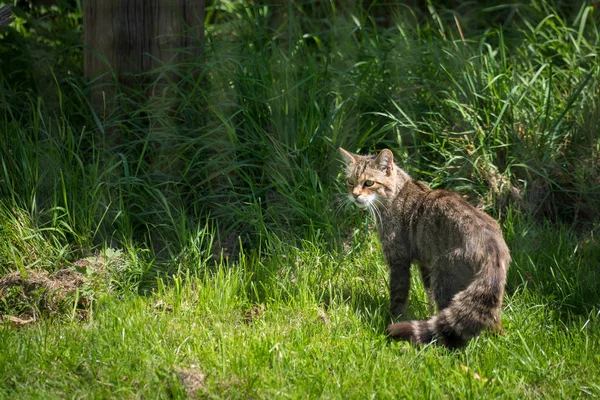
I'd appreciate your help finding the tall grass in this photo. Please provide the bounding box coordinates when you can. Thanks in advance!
[0,1,598,270]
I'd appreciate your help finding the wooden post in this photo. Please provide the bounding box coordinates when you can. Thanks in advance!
[83,0,204,110]
[0,4,13,30]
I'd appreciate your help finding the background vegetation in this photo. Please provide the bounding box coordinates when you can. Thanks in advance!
[0,0,599,398]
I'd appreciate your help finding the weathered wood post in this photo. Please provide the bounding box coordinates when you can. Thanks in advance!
[0,4,13,30]
[83,0,205,115]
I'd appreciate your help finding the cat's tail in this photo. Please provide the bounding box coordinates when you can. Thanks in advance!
[386,252,509,349]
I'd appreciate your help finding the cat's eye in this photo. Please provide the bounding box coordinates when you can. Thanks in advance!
[364,180,375,187]
[346,178,354,186]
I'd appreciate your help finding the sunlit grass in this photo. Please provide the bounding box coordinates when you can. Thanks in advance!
[1,224,598,398]
[1,0,599,397]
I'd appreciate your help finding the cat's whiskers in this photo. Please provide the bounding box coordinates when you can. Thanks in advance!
[370,197,388,225]
[333,193,360,220]
[332,193,351,218]
[366,197,385,226]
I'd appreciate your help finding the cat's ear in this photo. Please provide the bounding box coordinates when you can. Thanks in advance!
[339,148,357,165]
[374,149,394,176]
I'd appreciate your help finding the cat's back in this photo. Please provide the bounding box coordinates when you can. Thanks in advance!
[409,183,498,229]
[405,182,508,261]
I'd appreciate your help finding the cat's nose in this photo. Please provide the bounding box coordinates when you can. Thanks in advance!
[352,192,360,199]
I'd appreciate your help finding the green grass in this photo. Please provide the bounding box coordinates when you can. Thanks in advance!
[1,224,599,398]
[1,0,600,398]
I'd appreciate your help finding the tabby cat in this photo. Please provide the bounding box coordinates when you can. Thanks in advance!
[340,148,510,348]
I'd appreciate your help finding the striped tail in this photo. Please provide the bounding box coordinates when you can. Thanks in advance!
[386,257,507,349]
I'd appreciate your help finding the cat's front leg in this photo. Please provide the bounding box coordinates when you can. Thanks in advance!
[388,258,411,319]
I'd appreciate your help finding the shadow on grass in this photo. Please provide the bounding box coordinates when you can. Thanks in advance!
[504,221,600,321]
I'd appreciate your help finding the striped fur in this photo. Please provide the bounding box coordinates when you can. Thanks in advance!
[340,148,510,348]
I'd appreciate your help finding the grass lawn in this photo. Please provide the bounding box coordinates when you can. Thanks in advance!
[1,1,600,398]
[1,215,599,398]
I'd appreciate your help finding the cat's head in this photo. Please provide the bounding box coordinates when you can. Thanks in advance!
[339,148,397,210]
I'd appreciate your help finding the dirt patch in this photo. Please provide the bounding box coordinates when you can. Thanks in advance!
[0,249,126,323]
[0,268,89,321]
[176,368,206,398]
[243,303,265,324]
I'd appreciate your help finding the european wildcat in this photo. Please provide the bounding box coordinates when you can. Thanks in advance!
[340,148,510,348]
